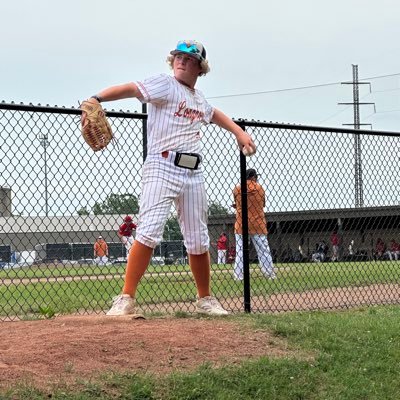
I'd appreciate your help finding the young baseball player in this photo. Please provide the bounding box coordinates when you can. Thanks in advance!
[88,40,256,316]
[232,169,275,280]
[118,215,137,253]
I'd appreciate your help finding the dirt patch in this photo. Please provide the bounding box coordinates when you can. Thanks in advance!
[0,315,296,390]
[2,283,397,391]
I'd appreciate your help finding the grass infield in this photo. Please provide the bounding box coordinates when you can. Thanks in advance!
[0,260,399,318]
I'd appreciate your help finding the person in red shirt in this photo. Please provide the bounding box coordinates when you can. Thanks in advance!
[330,230,340,261]
[216,232,228,264]
[388,239,400,261]
[118,216,137,254]
[375,238,386,260]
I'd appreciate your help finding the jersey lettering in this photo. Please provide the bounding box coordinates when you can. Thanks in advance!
[174,100,204,123]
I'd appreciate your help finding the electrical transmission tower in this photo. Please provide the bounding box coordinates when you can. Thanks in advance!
[338,64,375,208]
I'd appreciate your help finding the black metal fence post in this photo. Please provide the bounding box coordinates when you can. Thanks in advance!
[239,124,251,313]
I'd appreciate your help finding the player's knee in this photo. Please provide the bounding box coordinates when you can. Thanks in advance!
[135,234,159,249]
[185,241,209,255]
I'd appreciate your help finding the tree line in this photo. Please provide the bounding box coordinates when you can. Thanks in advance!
[77,194,230,240]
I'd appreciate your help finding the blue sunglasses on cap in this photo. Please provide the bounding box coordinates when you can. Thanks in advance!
[171,40,206,61]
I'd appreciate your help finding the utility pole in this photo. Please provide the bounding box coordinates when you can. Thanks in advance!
[338,64,375,208]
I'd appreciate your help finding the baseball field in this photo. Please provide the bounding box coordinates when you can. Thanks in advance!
[1,260,399,318]
[1,260,399,399]
[1,305,399,399]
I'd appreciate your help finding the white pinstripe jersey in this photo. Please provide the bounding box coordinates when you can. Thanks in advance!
[136,74,214,155]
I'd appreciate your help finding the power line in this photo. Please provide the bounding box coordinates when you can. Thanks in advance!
[206,72,400,100]
[206,82,341,99]
[360,72,400,81]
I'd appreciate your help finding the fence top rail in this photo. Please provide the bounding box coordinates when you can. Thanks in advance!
[1,101,399,137]
[0,101,147,119]
[234,118,400,137]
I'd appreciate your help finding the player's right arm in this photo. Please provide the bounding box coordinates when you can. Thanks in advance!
[211,108,256,153]
[93,83,142,103]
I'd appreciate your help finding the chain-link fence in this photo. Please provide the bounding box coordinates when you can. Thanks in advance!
[1,102,399,320]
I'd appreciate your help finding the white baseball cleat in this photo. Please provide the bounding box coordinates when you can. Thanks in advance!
[195,296,229,316]
[106,294,135,316]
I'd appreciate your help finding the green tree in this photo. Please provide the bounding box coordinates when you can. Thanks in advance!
[163,217,183,240]
[77,206,90,216]
[208,201,229,216]
[92,193,139,215]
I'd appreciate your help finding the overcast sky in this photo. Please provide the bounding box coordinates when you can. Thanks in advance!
[2,0,400,131]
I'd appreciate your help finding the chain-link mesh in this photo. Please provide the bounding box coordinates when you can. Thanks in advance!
[1,103,399,320]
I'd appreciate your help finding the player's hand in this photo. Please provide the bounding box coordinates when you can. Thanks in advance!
[237,131,256,156]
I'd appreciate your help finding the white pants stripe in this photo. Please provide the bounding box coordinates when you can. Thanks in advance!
[234,233,274,280]
[136,152,209,254]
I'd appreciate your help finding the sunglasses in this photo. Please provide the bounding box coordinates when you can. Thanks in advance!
[176,41,201,55]
[173,40,206,61]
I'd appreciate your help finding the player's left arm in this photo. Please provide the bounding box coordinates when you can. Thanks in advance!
[211,108,256,153]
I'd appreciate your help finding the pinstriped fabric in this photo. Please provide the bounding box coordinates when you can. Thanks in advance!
[136,153,209,254]
[132,73,214,255]
[136,74,213,154]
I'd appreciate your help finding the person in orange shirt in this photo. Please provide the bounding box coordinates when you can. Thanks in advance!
[94,235,109,265]
[232,169,275,280]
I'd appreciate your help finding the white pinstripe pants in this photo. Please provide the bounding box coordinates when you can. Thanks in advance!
[135,152,209,254]
[234,233,274,279]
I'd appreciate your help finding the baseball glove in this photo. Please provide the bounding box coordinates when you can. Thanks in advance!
[80,99,114,151]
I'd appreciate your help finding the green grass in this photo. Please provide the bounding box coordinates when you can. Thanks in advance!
[2,306,400,399]
[0,261,228,280]
[1,260,399,318]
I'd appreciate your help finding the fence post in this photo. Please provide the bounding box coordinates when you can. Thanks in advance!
[238,123,251,313]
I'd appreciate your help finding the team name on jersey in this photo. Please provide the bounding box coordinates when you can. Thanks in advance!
[174,100,204,123]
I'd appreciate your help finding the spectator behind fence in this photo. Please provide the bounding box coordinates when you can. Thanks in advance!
[348,240,355,256]
[312,240,328,263]
[94,236,109,265]
[330,230,340,261]
[387,239,400,261]
[232,168,275,280]
[118,216,137,254]
[375,238,386,260]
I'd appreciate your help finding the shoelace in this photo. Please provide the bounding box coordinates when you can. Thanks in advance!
[112,295,126,305]
[205,297,223,310]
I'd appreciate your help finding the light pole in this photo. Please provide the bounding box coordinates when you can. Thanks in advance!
[164,224,171,241]
[38,132,49,216]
